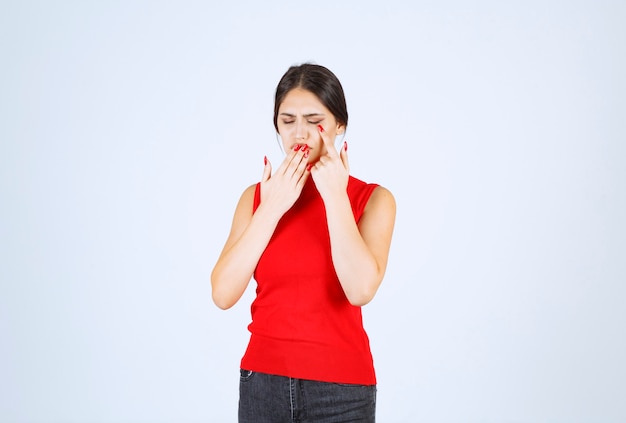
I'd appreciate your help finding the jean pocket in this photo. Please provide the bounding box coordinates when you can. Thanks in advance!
[239,368,255,382]
[331,383,377,399]
[332,382,373,388]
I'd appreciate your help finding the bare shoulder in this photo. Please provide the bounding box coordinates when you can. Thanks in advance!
[359,185,396,238]
[240,183,257,202]
[232,183,256,208]
[364,185,396,215]
[359,185,396,261]
[221,183,258,248]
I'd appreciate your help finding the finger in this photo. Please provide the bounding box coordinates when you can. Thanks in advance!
[339,141,350,173]
[295,156,311,188]
[297,167,310,186]
[286,145,308,179]
[275,143,301,175]
[261,156,272,182]
[308,161,318,180]
[318,125,339,158]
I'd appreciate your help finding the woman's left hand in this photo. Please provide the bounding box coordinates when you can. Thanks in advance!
[310,125,349,202]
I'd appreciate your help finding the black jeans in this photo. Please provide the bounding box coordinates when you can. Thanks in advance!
[238,369,376,422]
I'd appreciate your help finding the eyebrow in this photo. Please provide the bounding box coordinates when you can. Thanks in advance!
[279,113,326,118]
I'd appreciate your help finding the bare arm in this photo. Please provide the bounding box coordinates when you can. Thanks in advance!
[210,185,277,309]
[323,186,396,306]
[310,126,396,306]
[211,146,310,309]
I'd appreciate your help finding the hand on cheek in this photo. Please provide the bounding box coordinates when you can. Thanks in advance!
[310,124,349,201]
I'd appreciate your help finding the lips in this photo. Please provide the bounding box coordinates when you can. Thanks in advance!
[293,144,312,151]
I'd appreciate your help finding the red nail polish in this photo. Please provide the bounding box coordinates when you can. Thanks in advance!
[304,149,309,158]
[318,125,324,133]
[344,141,348,152]
[306,163,313,171]
[264,156,268,165]
[293,144,300,151]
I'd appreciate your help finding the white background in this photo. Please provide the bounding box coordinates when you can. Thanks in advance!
[1,0,625,422]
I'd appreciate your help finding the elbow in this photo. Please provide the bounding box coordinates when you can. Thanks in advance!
[211,281,237,310]
[345,283,379,307]
[343,267,384,307]
[211,271,235,310]
[211,266,252,310]
[347,295,373,307]
[212,291,235,310]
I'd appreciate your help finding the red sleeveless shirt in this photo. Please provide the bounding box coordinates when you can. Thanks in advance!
[240,176,379,385]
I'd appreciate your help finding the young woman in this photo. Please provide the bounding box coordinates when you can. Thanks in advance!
[211,63,396,422]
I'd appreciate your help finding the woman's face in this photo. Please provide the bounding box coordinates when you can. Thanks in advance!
[276,88,345,162]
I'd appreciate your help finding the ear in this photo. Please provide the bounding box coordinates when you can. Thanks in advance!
[336,123,346,135]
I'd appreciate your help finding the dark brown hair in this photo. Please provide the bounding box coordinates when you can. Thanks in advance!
[273,64,348,131]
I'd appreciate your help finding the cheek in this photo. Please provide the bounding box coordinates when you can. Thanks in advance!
[307,137,323,152]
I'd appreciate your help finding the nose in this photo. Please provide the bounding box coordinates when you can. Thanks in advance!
[295,120,307,140]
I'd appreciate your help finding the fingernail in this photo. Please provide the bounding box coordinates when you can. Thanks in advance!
[264,156,267,165]
[344,141,348,151]
[306,163,313,171]
[304,149,309,158]
[293,144,300,151]
[318,125,324,133]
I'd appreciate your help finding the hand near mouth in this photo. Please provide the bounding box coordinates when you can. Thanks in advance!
[259,143,311,218]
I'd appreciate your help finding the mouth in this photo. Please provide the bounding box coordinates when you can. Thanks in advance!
[293,143,312,151]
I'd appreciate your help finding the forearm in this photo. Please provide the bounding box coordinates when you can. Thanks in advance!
[324,195,382,306]
[211,205,281,309]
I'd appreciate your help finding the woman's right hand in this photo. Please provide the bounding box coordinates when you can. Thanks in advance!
[260,144,310,217]
[211,144,310,309]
